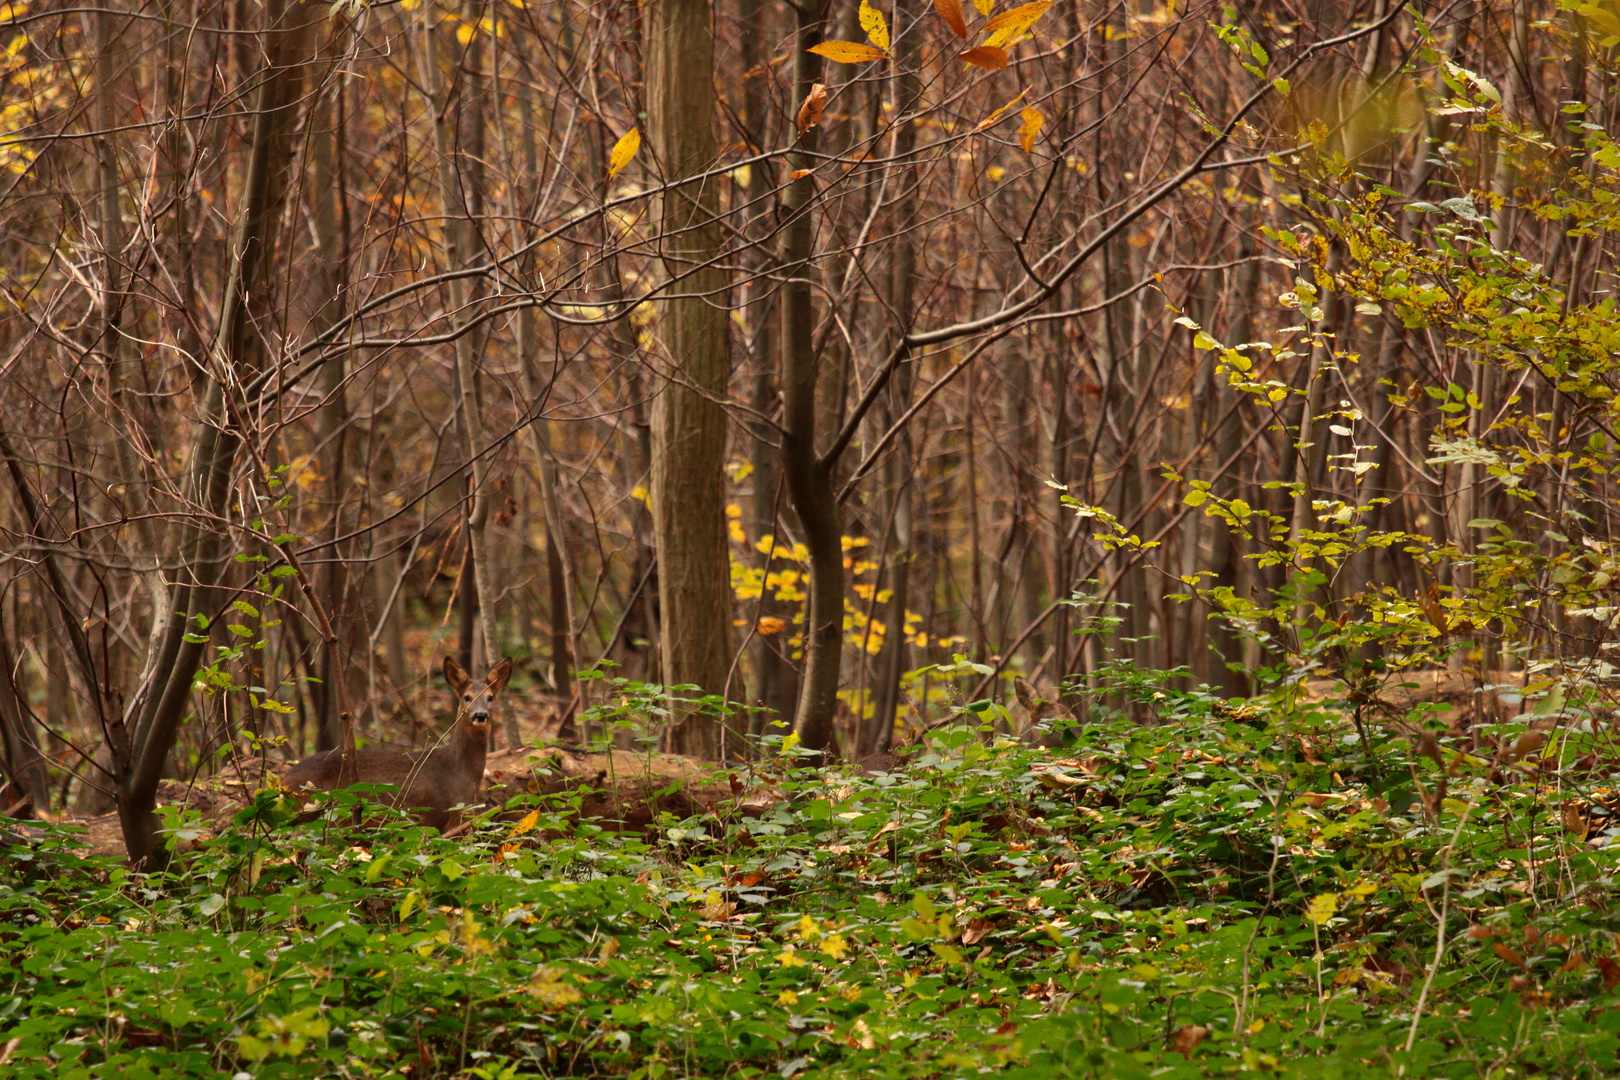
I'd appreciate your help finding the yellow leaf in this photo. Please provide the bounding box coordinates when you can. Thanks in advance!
[934,0,968,37]
[607,127,640,179]
[972,0,993,13]
[959,45,1008,70]
[809,40,888,63]
[511,809,541,835]
[974,89,1028,131]
[983,0,1050,48]
[528,966,584,1010]
[1017,104,1042,152]
[1305,892,1338,926]
[455,21,475,44]
[859,0,890,50]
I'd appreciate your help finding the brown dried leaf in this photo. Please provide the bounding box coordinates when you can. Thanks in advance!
[1170,1024,1209,1059]
[1492,943,1527,969]
[960,45,1009,70]
[796,83,828,136]
[1512,730,1548,761]
[961,919,994,945]
[1596,955,1620,989]
[697,900,737,922]
[934,0,969,37]
[1564,802,1589,839]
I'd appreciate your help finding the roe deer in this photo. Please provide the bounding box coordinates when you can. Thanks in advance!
[283,656,514,831]
[1014,677,1078,747]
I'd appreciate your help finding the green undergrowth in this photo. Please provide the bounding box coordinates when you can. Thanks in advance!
[5,683,1620,1079]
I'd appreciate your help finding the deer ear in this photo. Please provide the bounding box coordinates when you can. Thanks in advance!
[486,656,514,694]
[1014,677,1037,709]
[444,656,470,695]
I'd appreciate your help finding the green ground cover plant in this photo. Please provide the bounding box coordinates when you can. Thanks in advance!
[6,671,1620,1079]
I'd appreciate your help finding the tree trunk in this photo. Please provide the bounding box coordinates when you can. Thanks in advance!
[117,0,318,868]
[643,0,736,756]
[781,9,843,758]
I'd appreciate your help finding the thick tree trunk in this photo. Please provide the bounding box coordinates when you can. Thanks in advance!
[643,0,736,757]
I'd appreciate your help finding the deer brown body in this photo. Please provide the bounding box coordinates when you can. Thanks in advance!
[283,656,513,831]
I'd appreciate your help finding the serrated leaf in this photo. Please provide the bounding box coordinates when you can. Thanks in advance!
[1017,105,1042,152]
[809,40,888,63]
[983,0,1049,48]
[960,45,1007,70]
[607,127,640,179]
[859,0,889,50]
[934,0,968,37]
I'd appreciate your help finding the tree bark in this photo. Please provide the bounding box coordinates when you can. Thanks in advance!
[781,9,843,758]
[643,0,736,756]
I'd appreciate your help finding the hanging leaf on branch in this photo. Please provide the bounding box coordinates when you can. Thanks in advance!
[1018,105,1043,152]
[607,127,640,179]
[983,0,1050,48]
[960,45,1008,70]
[934,0,968,38]
[974,89,1028,131]
[797,83,829,136]
[810,40,889,63]
[859,0,891,50]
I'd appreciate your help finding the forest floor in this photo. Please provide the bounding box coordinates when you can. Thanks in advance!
[4,674,1620,1078]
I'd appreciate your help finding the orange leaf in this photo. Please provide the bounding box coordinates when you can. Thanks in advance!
[1597,956,1620,989]
[960,45,1008,70]
[1017,105,1042,152]
[934,0,968,37]
[810,40,888,63]
[790,169,811,180]
[983,0,1050,47]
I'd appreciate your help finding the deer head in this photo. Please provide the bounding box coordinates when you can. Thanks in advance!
[443,655,514,744]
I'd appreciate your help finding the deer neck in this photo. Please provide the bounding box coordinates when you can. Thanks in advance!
[446,715,490,771]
